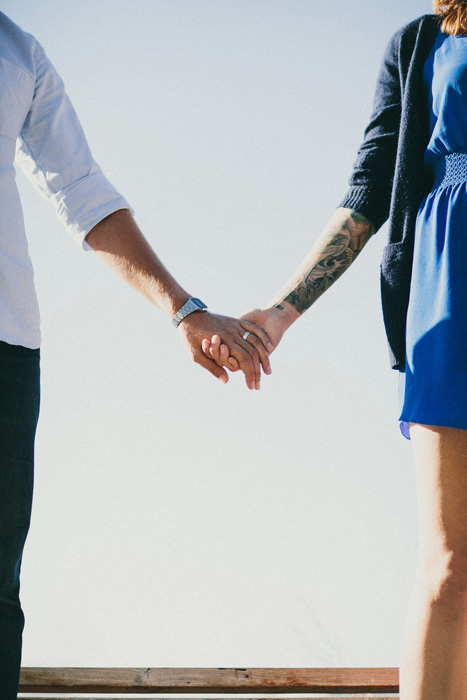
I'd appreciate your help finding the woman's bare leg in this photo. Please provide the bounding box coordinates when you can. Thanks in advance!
[399,423,467,700]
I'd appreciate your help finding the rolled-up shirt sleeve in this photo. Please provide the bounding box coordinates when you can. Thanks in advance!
[15,37,134,251]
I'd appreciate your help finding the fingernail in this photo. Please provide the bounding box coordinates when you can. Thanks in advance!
[268,343,273,351]
[220,375,227,384]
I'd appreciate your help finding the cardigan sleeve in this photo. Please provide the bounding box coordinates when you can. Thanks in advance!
[337,27,402,233]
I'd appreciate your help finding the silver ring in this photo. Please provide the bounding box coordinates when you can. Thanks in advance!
[242,331,251,341]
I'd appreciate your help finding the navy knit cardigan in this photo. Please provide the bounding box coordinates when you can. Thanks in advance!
[337,13,442,370]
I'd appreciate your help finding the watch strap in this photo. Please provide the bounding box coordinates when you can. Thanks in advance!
[172,297,208,327]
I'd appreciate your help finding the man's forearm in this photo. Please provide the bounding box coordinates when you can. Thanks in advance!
[84,208,189,318]
[266,207,375,329]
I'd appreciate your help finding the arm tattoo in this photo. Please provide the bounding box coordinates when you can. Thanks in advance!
[280,210,374,315]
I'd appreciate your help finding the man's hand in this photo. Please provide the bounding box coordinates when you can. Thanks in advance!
[202,305,295,373]
[178,310,273,390]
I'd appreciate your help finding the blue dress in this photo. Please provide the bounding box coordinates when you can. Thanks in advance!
[398,27,467,440]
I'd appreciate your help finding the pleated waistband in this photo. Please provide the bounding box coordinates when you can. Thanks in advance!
[432,151,467,188]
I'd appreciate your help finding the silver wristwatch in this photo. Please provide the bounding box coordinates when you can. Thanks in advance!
[172,297,208,327]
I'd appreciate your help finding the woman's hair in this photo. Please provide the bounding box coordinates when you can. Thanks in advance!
[433,1,467,35]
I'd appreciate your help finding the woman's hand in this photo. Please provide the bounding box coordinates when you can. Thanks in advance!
[178,310,273,389]
[202,305,296,373]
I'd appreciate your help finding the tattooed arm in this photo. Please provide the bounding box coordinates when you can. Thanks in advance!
[202,206,375,367]
[272,207,373,306]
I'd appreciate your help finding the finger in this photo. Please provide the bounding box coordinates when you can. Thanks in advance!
[204,338,240,372]
[209,337,239,370]
[201,338,220,365]
[219,343,230,366]
[237,334,265,389]
[209,334,222,365]
[220,343,240,371]
[194,349,229,384]
[239,325,272,375]
[229,339,261,390]
[240,319,274,353]
[228,356,240,371]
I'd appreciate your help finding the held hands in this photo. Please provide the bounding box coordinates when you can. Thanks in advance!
[201,306,294,379]
[177,310,274,390]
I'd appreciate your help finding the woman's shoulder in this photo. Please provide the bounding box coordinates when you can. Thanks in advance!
[392,13,440,43]
[399,13,440,35]
[382,14,441,62]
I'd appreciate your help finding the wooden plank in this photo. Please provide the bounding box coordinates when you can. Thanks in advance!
[18,668,399,694]
[18,696,400,700]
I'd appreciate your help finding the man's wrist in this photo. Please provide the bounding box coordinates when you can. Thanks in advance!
[172,297,208,327]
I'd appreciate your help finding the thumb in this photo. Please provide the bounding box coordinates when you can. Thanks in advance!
[195,351,229,384]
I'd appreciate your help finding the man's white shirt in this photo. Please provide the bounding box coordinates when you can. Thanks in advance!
[0,11,133,348]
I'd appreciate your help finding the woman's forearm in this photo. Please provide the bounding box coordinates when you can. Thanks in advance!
[266,207,375,330]
[204,206,375,365]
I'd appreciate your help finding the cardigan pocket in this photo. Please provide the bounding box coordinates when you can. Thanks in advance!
[380,240,413,370]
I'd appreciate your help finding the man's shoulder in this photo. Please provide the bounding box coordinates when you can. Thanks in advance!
[0,12,36,45]
[0,11,37,78]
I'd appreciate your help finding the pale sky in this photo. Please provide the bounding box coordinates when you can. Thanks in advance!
[4,0,431,669]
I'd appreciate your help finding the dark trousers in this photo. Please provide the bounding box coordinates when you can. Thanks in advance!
[0,340,40,699]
